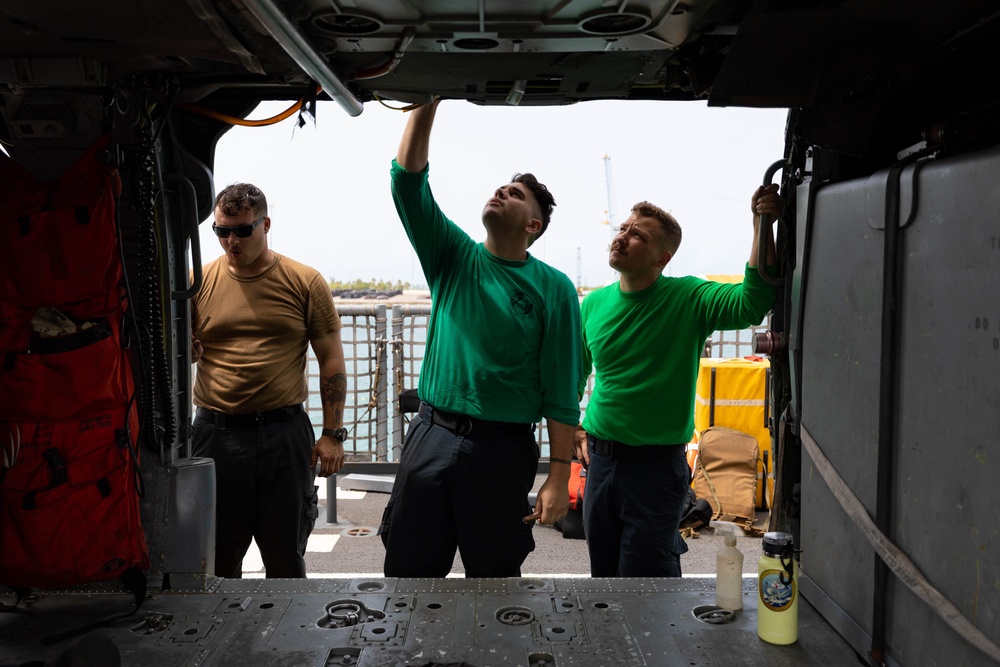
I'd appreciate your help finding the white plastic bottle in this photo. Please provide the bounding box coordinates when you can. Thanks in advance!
[710,521,744,611]
[757,531,798,644]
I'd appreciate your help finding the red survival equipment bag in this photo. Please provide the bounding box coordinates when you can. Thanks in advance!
[0,407,148,588]
[0,133,149,592]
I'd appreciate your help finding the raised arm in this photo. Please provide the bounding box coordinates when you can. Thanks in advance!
[396,98,441,173]
[748,183,781,268]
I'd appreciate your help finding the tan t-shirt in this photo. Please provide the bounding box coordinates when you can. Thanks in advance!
[192,253,341,414]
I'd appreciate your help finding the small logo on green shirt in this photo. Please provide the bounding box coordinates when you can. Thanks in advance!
[510,290,535,318]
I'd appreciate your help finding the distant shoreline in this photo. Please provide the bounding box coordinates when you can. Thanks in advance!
[332,288,432,304]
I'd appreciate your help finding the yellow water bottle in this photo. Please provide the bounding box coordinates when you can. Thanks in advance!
[757,531,798,644]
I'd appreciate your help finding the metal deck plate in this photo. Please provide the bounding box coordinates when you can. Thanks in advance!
[0,576,861,666]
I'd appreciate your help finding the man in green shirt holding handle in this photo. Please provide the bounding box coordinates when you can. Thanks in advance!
[576,186,782,577]
[379,98,582,577]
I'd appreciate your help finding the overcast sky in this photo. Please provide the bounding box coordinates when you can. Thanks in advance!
[200,99,788,288]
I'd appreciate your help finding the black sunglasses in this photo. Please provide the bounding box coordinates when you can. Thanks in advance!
[212,216,265,239]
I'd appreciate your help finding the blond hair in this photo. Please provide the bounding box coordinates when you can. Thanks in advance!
[631,201,681,254]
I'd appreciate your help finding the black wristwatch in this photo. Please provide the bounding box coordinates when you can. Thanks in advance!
[322,427,349,442]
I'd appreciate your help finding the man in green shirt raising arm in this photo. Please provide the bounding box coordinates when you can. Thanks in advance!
[379,99,581,578]
[576,186,782,577]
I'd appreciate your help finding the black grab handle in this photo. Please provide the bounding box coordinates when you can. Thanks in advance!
[757,159,786,286]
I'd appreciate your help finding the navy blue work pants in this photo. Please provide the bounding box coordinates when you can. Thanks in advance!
[192,410,318,578]
[583,441,690,577]
[379,408,539,578]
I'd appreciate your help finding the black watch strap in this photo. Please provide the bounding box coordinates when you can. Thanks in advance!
[322,427,348,442]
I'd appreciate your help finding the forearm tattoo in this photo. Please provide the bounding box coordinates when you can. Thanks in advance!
[321,373,347,423]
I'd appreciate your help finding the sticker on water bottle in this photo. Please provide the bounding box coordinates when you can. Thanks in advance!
[759,569,796,611]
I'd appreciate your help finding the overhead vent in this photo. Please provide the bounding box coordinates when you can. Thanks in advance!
[310,11,383,36]
[577,10,651,36]
[452,33,501,50]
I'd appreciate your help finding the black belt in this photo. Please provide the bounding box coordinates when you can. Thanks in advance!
[196,405,304,430]
[589,434,685,460]
[418,402,534,437]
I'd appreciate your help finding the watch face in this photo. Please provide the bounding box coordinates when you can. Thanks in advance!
[323,427,349,442]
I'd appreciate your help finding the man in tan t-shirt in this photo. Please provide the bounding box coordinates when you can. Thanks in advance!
[191,182,346,579]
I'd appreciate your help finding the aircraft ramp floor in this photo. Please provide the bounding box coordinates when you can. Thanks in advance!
[0,575,863,666]
[0,475,867,666]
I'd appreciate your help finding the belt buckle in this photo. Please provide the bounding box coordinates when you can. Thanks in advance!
[455,416,473,436]
[254,412,265,427]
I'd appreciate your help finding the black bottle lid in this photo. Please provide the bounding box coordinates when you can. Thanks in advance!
[762,531,794,557]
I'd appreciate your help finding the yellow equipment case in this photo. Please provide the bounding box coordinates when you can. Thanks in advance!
[693,357,772,509]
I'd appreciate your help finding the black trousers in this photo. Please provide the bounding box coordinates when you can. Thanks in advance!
[379,404,539,577]
[192,408,318,578]
[583,436,690,577]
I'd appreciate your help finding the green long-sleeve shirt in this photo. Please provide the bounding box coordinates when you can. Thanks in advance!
[579,264,776,445]
[391,159,581,426]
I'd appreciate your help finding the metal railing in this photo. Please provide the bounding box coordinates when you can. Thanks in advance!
[197,301,769,463]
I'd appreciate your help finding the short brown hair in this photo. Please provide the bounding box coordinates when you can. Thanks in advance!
[632,201,681,254]
[215,183,268,218]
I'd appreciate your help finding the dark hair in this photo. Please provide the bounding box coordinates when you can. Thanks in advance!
[511,173,556,245]
[215,183,268,218]
[632,201,682,254]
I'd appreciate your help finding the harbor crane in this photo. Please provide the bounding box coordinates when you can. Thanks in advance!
[602,153,619,280]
